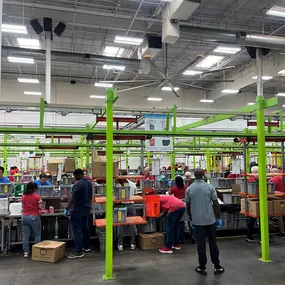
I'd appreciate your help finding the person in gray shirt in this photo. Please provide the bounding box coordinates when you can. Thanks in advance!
[185,168,224,276]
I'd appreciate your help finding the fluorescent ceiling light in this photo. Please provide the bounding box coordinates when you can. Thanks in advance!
[213,46,241,54]
[7,56,34,64]
[17,38,40,49]
[161,86,180,91]
[283,105,285,108]
[2,24,27,34]
[183,70,203,76]
[266,6,285,18]
[90,95,105,99]
[24,91,42,95]
[103,65,125,71]
[18,78,39,83]
[278,69,285,75]
[195,55,224,68]
[114,36,143,45]
[147,97,162,101]
[252,75,273,80]
[94,82,113,88]
[221,89,240,94]
[276,93,285,97]
[247,102,255,106]
[200,99,214,103]
[103,46,124,57]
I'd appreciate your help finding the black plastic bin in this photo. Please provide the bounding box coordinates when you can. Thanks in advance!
[41,217,56,240]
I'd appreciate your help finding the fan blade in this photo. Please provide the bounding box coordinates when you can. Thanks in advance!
[169,55,202,80]
[115,69,159,80]
[176,81,213,91]
[117,82,159,93]
[203,66,235,75]
[169,82,180,98]
[144,58,167,80]
[144,81,166,98]
[100,80,159,83]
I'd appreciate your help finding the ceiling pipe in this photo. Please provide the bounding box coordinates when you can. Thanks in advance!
[2,46,141,68]
[179,26,285,50]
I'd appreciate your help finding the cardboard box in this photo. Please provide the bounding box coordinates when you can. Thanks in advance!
[92,151,119,178]
[247,199,273,216]
[32,241,66,263]
[232,184,241,194]
[64,158,75,173]
[273,199,285,215]
[48,163,58,175]
[138,232,165,250]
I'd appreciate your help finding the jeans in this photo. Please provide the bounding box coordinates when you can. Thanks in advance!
[22,215,41,253]
[118,204,136,245]
[166,208,185,248]
[247,217,258,239]
[195,223,220,267]
[70,211,90,253]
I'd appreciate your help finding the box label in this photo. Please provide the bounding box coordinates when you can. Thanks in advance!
[118,211,122,221]
[121,189,125,199]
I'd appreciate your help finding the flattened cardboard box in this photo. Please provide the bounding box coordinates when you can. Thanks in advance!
[32,240,66,263]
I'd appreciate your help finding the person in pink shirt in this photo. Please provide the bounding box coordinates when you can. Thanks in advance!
[159,195,185,254]
[269,168,285,192]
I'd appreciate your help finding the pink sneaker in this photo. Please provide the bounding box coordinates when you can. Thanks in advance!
[159,247,173,254]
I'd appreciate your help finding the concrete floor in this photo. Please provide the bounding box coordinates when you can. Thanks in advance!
[2,237,285,285]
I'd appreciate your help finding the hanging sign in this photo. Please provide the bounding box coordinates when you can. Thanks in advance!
[232,159,241,174]
[144,114,173,152]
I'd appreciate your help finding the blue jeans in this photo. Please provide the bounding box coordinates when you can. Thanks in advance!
[70,211,90,253]
[22,215,41,253]
[166,208,185,248]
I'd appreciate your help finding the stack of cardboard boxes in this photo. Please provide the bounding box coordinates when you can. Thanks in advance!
[92,151,119,178]
[241,198,285,216]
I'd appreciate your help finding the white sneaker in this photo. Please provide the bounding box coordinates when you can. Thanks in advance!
[131,244,136,250]
[24,252,29,258]
[118,244,123,251]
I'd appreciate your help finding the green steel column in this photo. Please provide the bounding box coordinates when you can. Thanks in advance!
[147,152,151,168]
[213,151,217,172]
[279,110,283,132]
[3,134,8,176]
[193,138,196,168]
[246,147,250,174]
[104,88,116,280]
[126,151,129,171]
[75,152,78,169]
[86,140,90,170]
[206,139,211,172]
[171,105,177,179]
[39,98,45,129]
[80,136,84,169]
[256,48,270,262]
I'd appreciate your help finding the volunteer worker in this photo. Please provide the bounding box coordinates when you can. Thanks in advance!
[35,173,51,187]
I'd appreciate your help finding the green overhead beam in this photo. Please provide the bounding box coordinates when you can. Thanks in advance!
[39,98,45,129]
[177,97,278,132]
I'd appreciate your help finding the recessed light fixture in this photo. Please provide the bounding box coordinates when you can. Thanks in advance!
[183,70,203,76]
[18,78,39,83]
[200,99,214,103]
[278,69,285,75]
[195,55,224,68]
[276,92,285,97]
[266,6,285,18]
[252,75,273,80]
[103,65,126,71]
[247,102,255,105]
[161,86,180,91]
[24,91,42,95]
[103,46,124,57]
[221,89,240,94]
[114,36,143,45]
[283,104,285,108]
[2,24,27,34]
[17,38,40,49]
[8,57,34,64]
[213,46,241,54]
[90,95,105,99]
[147,97,162,101]
[94,82,114,88]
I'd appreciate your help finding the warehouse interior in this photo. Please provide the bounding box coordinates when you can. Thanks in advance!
[2,0,285,284]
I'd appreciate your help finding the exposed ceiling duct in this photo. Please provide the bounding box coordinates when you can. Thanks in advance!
[179,26,285,50]
[2,46,141,68]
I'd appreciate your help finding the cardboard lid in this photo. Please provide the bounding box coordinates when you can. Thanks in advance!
[33,240,65,249]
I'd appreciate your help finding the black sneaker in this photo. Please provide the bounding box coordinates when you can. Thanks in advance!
[214,266,225,275]
[246,237,255,243]
[84,249,91,252]
[68,252,84,259]
[195,266,207,275]
[191,238,196,244]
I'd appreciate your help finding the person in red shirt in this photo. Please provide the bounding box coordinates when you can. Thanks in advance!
[269,168,285,192]
[159,195,185,254]
[136,167,155,186]
[21,182,42,257]
[169,176,187,199]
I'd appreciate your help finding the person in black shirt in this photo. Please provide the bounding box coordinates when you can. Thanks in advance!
[65,168,93,259]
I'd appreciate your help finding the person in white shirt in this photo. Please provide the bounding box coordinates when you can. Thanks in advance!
[117,170,137,251]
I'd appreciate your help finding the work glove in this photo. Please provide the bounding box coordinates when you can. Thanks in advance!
[63,209,69,217]
[216,219,223,228]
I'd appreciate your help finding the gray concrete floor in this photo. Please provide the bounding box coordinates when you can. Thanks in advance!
[2,237,285,285]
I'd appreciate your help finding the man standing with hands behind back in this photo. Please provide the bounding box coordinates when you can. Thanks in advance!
[185,168,224,276]
[64,168,93,259]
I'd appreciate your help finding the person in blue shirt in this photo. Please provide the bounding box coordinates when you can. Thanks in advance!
[34,174,51,187]
[0,166,11,183]
[65,168,92,259]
